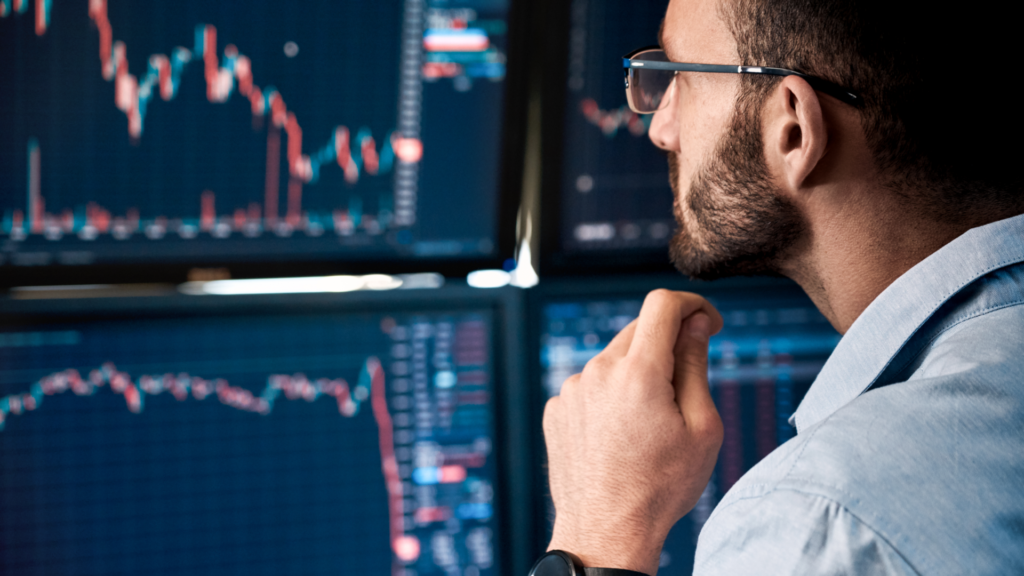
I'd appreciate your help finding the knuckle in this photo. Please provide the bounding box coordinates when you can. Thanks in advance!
[643,288,675,309]
[693,411,725,447]
[542,397,561,431]
[558,373,580,397]
[643,289,723,320]
[580,355,609,380]
[617,355,645,378]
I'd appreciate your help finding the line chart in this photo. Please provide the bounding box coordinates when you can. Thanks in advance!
[0,355,423,564]
[0,359,380,428]
[2,0,426,238]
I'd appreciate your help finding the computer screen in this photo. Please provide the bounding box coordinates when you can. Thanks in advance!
[541,0,675,271]
[0,295,504,576]
[0,0,519,281]
[536,280,841,574]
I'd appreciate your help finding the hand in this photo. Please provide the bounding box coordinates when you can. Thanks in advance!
[543,290,725,575]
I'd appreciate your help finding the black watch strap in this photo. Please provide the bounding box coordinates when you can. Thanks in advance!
[529,550,650,576]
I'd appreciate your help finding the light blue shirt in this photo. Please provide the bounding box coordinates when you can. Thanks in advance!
[693,214,1024,575]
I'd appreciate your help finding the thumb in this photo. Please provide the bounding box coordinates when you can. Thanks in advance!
[673,312,717,425]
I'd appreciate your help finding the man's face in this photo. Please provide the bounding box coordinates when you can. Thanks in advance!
[650,0,804,280]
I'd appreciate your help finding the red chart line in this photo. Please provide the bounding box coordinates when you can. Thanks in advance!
[369,356,421,569]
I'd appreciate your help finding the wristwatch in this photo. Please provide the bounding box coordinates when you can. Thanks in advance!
[528,550,650,576]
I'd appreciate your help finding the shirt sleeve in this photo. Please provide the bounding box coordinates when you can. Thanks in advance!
[693,489,920,575]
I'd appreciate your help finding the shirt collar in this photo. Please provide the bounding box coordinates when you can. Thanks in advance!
[791,212,1024,432]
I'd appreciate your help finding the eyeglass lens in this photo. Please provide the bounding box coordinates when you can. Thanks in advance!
[626,49,674,114]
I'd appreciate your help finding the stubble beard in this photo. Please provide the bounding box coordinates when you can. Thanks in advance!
[668,92,805,281]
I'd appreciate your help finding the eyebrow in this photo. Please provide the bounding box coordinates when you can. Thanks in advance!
[658,18,679,62]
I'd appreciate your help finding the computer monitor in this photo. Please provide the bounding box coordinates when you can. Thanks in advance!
[0,287,529,576]
[0,0,525,286]
[539,0,675,274]
[532,277,841,573]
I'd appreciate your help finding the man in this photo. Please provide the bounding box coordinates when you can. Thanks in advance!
[535,0,1024,574]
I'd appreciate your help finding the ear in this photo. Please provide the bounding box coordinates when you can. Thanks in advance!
[764,75,828,193]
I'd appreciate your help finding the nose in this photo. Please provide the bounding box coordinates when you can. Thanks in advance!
[648,80,678,151]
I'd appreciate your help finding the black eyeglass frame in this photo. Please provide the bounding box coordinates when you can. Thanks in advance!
[623,46,863,113]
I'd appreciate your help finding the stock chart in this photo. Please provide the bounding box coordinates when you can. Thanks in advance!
[539,285,840,574]
[555,0,674,256]
[0,305,500,576]
[0,0,511,269]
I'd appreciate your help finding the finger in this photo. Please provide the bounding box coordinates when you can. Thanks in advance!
[601,319,638,359]
[673,312,719,428]
[628,290,722,365]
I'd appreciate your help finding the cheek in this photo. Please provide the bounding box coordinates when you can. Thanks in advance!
[675,80,739,182]
[674,100,700,184]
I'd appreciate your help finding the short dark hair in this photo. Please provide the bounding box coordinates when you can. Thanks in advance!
[720,0,1024,223]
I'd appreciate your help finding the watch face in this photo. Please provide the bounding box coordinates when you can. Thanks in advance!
[530,553,574,576]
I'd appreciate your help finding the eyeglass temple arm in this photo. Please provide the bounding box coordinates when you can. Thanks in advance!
[622,59,862,107]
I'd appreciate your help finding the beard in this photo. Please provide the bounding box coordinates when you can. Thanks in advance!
[668,92,805,281]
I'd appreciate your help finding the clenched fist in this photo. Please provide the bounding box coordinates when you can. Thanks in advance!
[543,290,725,575]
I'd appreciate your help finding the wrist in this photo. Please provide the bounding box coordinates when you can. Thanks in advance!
[548,528,663,576]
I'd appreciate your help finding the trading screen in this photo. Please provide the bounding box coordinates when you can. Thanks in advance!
[0,0,511,269]
[0,303,500,576]
[555,0,674,256]
[539,285,841,574]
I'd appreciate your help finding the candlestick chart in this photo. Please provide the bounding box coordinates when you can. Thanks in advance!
[539,284,841,574]
[0,306,499,576]
[0,0,511,268]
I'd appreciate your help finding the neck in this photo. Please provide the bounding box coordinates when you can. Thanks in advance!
[781,192,972,334]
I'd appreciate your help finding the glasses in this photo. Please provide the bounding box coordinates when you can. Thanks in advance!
[623,46,863,114]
